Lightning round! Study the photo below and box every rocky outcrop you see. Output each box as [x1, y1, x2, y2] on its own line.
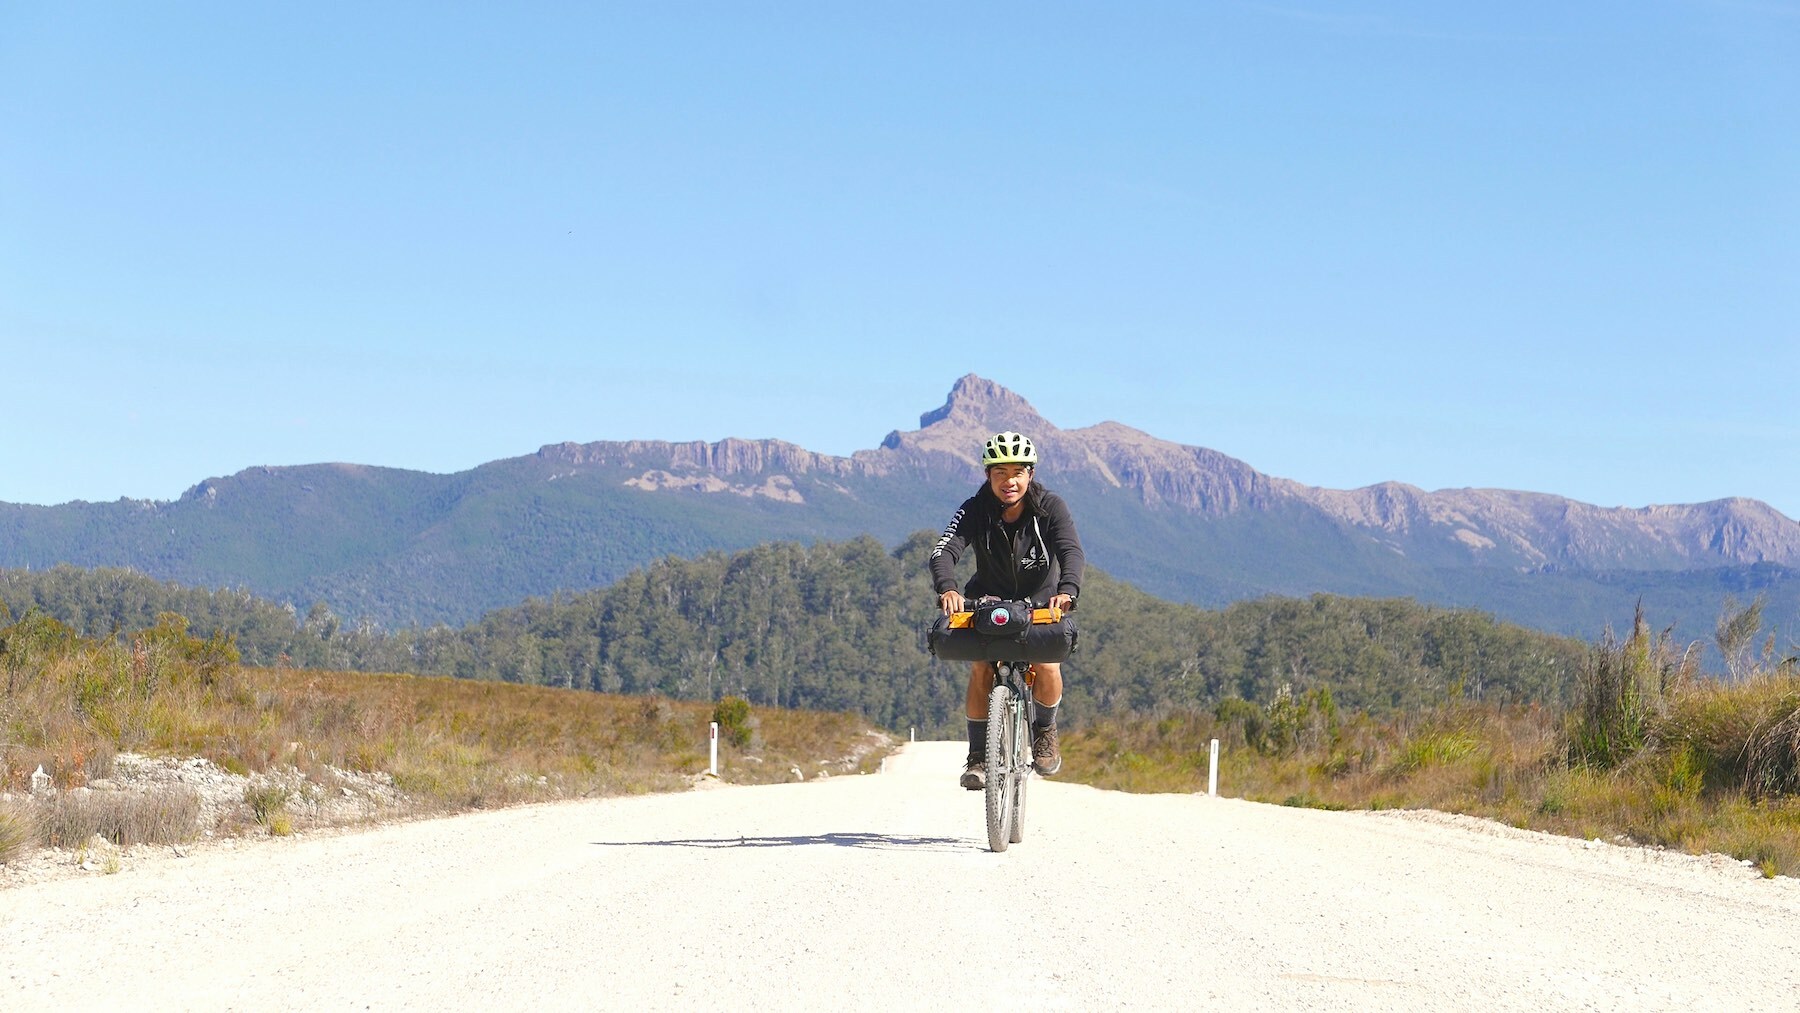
[537, 437, 872, 479]
[623, 471, 807, 504]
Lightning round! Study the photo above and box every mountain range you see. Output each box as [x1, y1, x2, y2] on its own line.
[5, 375, 1797, 647]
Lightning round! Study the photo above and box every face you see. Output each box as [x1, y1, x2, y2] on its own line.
[987, 464, 1032, 507]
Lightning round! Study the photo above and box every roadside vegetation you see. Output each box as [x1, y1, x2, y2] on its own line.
[0, 608, 892, 866]
[1065, 600, 1800, 877]
[0, 542, 1588, 735]
[7, 554, 1796, 880]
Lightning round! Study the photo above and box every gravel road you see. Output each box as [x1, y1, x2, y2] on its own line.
[6, 740, 1800, 1011]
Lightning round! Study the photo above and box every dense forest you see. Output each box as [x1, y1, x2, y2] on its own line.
[0, 534, 1589, 734]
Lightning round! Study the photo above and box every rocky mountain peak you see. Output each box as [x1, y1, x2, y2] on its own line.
[879, 375, 1058, 465]
[918, 374, 1051, 430]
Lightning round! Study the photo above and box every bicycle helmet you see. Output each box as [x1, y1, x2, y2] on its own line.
[981, 431, 1038, 467]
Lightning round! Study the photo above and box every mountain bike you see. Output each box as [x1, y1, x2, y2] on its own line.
[984, 659, 1036, 852]
[927, 599, 1076, 854]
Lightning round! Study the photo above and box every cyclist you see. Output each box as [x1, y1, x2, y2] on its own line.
[930, 430, 1085, 789]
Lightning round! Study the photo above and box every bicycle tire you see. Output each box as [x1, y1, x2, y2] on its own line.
[985, 682, 1016, 852]
[1008, 700, 1028, 844]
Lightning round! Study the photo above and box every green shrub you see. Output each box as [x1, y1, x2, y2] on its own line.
[713, 696, 754, 748]
[1214, 697, 1265, 751]
[243, 781, 292, 827]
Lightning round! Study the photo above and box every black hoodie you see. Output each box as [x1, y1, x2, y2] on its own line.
[929, 481, 1085, 606]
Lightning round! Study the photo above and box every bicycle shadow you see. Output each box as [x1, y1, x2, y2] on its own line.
[593, 832, 973, 853]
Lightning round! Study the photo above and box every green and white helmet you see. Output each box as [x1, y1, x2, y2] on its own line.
[981, 431, 1038, 467]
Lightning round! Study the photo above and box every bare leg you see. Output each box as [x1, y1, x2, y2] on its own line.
[970, 662, 1063, 716]
[965, 661, 997, 719]
[1032, 662, 1063, 709]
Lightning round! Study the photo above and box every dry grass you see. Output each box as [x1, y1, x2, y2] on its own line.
[5, 663, 892, 812]
[1062, 687, 1800, 877]
[1, 612, 896, 864]
[0, 801, 35, 862]
[36, 787, 202, 848]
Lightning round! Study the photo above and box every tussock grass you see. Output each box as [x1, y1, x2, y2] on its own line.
[1743, 691, 1800, 799]
[1567, 604, 1697, 768]
[0, 802, 35, 863]
[37, 787, 201, 848]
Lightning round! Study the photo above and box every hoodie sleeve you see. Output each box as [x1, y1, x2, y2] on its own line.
[1041, 492, 1086, 602]
[928, 497, 978, 594]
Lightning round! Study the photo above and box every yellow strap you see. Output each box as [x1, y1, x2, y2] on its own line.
[946, 606, 1062, 628]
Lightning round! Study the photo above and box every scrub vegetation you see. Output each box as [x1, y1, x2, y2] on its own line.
[1065, 600, 1800, 877]
[0, 608, 891, 863]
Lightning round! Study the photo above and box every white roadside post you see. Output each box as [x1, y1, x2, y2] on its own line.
[709, 722, 719, 777]
[1208, 738, 1220, 797]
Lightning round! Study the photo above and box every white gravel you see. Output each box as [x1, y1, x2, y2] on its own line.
[5, 740, 1799, 1010]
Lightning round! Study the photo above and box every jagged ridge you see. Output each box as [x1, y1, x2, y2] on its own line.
[562, 373, 1800, 571]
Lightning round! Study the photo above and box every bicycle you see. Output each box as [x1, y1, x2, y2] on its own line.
[927, 599, 1075, 853]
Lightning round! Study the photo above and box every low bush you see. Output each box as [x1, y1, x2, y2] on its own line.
[712, 696, 755, 749]
[243, 780, 292, 827]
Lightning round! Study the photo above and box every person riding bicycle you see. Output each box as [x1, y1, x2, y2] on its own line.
[930, 430, 1085, 789]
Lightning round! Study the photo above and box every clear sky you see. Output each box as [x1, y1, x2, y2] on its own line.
[3, 3, 1796, 516]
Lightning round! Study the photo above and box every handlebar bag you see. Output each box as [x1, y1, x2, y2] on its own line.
[927, 603, 1077, 663]
[972, 599, 1034, 636]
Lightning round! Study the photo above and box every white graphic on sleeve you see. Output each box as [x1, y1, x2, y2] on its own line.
[930, 508, 965, 560]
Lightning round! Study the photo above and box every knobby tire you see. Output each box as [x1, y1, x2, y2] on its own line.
[1008, 694, 1028, 844]
[985, 682, 1016, 852]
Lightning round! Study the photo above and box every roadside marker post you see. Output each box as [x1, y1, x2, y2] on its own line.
[709, 722, 719, 777]
[1208, 738, 1219, 796]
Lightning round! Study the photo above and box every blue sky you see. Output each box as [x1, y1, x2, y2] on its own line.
[3, 2, 1796, 515]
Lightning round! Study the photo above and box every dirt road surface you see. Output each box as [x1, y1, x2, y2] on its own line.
[6, 740, 1799, 1010]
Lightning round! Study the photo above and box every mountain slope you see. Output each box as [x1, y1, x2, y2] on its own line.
[3, 375, 1796, 643]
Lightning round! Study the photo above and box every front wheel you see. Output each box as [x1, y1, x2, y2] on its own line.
[985, 682, 1017, 852]
[1008, 691, 1029, 843]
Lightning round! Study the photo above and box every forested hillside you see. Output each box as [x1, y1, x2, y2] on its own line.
[1, 535, 1588, 734]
